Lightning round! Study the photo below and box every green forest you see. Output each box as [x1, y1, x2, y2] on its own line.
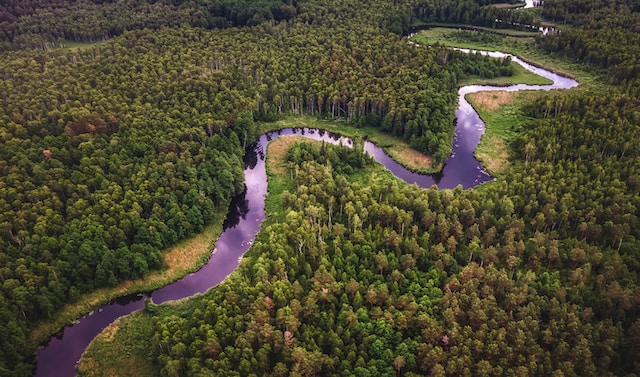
[0, 0, 638, 376]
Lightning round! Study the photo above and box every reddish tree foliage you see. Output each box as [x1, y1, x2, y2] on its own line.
[64, 112, 119, 136]
[264, 296, 274, 312]
[284, 330, 294, 346]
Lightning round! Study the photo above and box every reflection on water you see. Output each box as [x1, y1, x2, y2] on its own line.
[114, 292, 147, 306]
[222, 189, 250, 230]
[243, 140, 260, 170]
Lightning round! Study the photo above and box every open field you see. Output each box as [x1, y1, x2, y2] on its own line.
[77, 312, 157, 377]
[412, 23, 539, 37]
[267, 136, 299, 175]
[491, 2, 525, 9]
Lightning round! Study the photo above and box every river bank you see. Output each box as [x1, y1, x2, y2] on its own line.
[469, 90, 540, 176]
[29, 206, 229, 375]
[411, 27, 605, 90]
[260, 116, 441, 175]
[35, 46, 578, 376]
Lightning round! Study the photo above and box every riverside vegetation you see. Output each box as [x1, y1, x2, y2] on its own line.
[0, 0, 639, 376]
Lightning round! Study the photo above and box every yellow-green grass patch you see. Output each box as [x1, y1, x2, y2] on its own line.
[468, 90, 522, 111]
[412, 23, 539, 38]
[476, 132, 510, 174]
[267, 136, 300, 175]
[491, 2, 526, 8]
[459, 58, 553, 86]
[468, 90, 541, 175]
[386, 144, 433, 171]
[77, 312, 158, 377]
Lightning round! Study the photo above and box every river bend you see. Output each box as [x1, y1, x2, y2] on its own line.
[33, 51, 577, 377]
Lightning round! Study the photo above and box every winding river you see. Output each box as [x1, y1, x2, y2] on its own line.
[33, 51, 577, 377]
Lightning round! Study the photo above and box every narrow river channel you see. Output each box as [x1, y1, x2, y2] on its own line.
[33, 50, 577, 377]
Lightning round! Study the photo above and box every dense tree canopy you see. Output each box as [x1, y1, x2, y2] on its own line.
[1, 0, 639, 375]
[538, 0, 640, 86]
[142, 1, 640, 376]
[413, 0, 540, 32]
[0, 0, 531, 374]
[148, 132, 638, 375]
[0, 0, 300, 50]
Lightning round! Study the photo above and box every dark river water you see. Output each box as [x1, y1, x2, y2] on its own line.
[32, 51, 577, 377]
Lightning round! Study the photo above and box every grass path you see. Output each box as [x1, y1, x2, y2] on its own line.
[413, 22, 539, 37]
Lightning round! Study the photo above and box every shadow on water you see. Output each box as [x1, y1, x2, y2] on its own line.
[222, 189, 250, 230]
[114, 292, 146, 306]
[243, 141, 260, 170]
